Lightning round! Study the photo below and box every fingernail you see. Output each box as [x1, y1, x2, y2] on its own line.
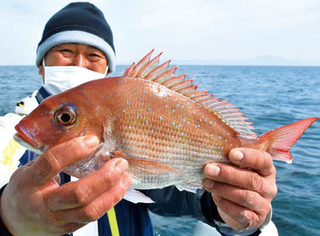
[122, 175, 133, 188]
[115, 159, 128, 173]
[212, 194, 221, 202]
[203, 179, 215, 189]
[83, 136, 99, 149]
[205, 164, 220, 177]
[238, 211, 252, 226]
[231, 150, 244, 162]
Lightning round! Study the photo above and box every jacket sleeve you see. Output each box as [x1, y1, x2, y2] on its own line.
[0, 113, 26, 188]
[0, 91, 39, 188]
[142, 187, 223, 229]
[143, 187, 272, 236]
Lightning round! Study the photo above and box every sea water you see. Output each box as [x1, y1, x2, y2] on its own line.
[0, 65, 319, 236]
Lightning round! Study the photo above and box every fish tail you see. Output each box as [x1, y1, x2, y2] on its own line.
[258, 117, 317, 163]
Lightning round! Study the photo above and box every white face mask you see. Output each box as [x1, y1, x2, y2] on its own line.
[42, 61, 108, 95]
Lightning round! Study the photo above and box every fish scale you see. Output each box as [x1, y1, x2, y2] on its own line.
[104, 88, 239, 189]
[13, 50, 317, 195]
[116, 110, 228, 158]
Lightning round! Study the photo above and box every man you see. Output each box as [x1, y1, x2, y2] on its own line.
[0, 2, 277, 236]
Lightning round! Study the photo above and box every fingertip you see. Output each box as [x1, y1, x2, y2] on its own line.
[230, 148, 274, 175]
[229, 149, 244, 162]
[211, 193, 221, 202]
[82, 136, 99, 149]
[114, 158, 129, 173]
[123, 174, 133, 188]
[204, 163, 220, 177]
[203, 179, 215, 189]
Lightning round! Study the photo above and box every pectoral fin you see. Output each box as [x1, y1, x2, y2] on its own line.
[110, 151, 180, 174]
[125, 157, 181, 174]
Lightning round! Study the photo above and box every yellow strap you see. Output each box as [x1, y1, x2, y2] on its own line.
[107, 207, 120, 236]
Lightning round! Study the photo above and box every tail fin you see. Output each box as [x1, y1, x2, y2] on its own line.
[258, 117, 317, 163]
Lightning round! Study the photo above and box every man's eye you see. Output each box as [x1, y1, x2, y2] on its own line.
[59, 49, 74, 57]
[61, 49, 73, 53]
[88, 53, 104, 61]
[89, 53, 101, 58]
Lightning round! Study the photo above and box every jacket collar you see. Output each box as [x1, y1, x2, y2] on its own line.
[35, 86, 51, 104]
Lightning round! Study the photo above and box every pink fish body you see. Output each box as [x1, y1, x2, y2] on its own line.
[14, 50, 317, 191]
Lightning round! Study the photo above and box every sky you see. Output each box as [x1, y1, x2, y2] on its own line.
[0, 0, 320, 66]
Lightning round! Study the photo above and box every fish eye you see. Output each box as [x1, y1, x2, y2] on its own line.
[54, 106, 76, 126]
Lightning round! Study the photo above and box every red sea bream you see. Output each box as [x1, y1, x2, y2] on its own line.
[14, 50, 317, 201]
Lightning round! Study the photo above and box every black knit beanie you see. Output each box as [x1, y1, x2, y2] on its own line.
[36, 2, 116, 72]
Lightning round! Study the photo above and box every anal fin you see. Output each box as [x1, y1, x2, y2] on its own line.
[175, 181, 203, 193]
[124, 189, 154, 204]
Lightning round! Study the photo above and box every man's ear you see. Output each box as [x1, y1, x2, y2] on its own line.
[38, 60, 45, 84]
[38, 60, 43, 75]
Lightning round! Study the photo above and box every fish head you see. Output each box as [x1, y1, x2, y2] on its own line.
[14, 86, 106, 154]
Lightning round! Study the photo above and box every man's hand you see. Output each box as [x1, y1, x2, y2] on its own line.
[0, 136, 132, 236]
[202, 148, 277, 232]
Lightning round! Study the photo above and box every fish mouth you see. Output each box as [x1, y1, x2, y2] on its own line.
[14, 125, 38, 147]
[14, 125, 44, 154]
[13, 133, 44, 155]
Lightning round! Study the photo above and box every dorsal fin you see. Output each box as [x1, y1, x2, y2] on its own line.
[123, 50, 257, 139]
